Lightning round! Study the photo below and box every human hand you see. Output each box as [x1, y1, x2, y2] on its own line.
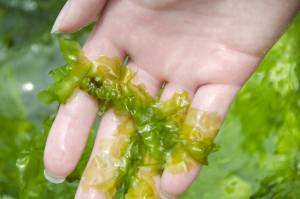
[44, 0, 300, 198]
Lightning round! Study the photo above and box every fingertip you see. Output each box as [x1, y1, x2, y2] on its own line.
[43, 152, 71, 178]
[51, 0, 107, 33]
[160, 166, 200, 197]
[50, 0, 73, 33]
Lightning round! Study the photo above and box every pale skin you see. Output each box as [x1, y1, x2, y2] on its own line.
[43, 0, 300, 198]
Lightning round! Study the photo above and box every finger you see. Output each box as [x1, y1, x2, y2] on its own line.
[155, 82, 195, 198]
[51, 0, 108, 33]
[75, 62, 161, 198]
[160, 83, 240, 197]
[44, 32, 125, 183]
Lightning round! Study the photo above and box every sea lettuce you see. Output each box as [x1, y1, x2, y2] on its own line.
[40, 38, 221, 198]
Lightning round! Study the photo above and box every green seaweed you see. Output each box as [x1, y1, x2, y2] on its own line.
[40, 39, 220, 198]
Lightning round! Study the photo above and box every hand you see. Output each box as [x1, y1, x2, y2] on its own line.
[44, 0, 300, 198]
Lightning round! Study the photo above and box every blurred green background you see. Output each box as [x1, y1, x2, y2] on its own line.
[0, 1, 299, 198]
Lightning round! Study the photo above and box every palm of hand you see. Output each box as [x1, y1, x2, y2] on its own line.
[44, 0, 299, 198]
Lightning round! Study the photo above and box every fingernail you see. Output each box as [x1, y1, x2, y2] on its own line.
[51, 0, 73, 33]
[44, 169, 65, 184]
